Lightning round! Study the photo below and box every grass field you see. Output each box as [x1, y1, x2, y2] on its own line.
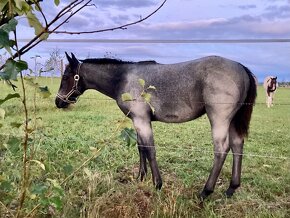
[0, 77, 290, 217]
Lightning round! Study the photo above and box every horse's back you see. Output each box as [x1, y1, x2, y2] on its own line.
[120, 56, 253, 123]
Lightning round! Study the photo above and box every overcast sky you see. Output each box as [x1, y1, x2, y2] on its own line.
[17, 0, 290, 82]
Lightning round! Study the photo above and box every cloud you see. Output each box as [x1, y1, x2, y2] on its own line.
[263, 5, 290, 19]
[238, 4, 257, 10]
[95, 0, 158, 9]
[140, 18, 228, 31]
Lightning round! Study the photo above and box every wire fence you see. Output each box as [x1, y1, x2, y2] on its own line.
[19, 38, 290, 43]
[1, 60, 290, 162]
[17, 95, 290, 106]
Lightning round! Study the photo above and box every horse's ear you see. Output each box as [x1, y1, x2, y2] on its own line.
[65, 52, 72, 63]
[71, 53, 78, 63]
[70, 53, 79, 69]
[65, 52, 79, 70]
[274, 76, 277, 80]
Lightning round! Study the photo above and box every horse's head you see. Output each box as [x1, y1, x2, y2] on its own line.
[55, 52, 85, 108]
[268, 76, 277, 91]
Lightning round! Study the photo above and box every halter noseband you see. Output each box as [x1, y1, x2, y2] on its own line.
[57, 63, 82, 104]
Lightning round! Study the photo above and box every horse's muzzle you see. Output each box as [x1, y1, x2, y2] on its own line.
[55, 97, 69, 108]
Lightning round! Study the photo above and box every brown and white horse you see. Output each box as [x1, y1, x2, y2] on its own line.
[263, 76, 277, 108]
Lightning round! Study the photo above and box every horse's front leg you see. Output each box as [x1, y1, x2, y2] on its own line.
[133, 117, 162, 189]
[137, 145, 147, 181]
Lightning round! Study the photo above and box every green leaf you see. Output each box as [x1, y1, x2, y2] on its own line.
[26, 11, 48, 40]
[138, 79, 145, 88]
[15, 0, 25, 10]
[50, 196, 63, 211]
[0, 93, 20, 105]
[120, 128, 137, 147]
[30, 159, 46, 170]
[0, 108, 5, 119]
[2, 60, 28, 80]
[31, 184, 48, 195]
[15, 60, 28, 71]
[121, 92, 133, 102]
[1, 18, 18, 33]
[0, 30, 9, 48]
[38, 86, 51, 98]
[0, 0, 8, 12]
[25, 78, 51, 98]
[7, 136, 21, 153]
[47, 179, 62, 190]
[0, 19, 17, 54]
[63, 164, 73, 175]
[10, 122, 22, 128]
[54, 0, 60, 6]
[141, 92, 151, 103]
[0, 180, 13, 192]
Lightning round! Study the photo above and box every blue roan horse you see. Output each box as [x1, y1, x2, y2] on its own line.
[56, 53, 257, 200]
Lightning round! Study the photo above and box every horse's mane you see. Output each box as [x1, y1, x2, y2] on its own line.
[81, 58, 158, 65]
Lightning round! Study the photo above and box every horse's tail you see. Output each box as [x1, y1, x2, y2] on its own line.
[233, 65, 257, 138]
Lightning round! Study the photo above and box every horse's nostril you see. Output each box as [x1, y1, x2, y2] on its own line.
[55, 97, 69, 108]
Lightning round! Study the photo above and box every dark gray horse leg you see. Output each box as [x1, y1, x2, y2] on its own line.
[226, 126, 244, 197]
[137, 142, 147, 181]
[200, 125, 230, 200]
[133, 118, 162, 189]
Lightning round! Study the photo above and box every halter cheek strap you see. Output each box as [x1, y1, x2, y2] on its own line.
[57, 63, 82, 104]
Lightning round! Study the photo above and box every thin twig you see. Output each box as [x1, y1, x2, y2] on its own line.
[0, 201, 15, 218]
[50, 0, 92, 33]
[14, 30, 30, 218]
[24, 147, 103, 218]
[32, 0, 48, 26]
[52, 0, 167, 34]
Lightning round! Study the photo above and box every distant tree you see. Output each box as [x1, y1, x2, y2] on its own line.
[44, 48, 63, 77]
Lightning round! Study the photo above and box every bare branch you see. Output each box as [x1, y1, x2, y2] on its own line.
[50, 0, 92, 33]
[0, 0, 167, 70]
[32, 0, 48, 26]
[51, 0, 167, 34]
[8, 0, 87, 61]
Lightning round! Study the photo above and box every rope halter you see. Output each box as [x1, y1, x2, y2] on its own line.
[56, 63, 82, 104]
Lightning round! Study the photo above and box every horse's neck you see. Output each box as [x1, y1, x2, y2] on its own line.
[82, 63, 123, 99]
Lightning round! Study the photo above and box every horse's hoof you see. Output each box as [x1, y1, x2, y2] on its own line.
[199, 189, 213, 201]
[225, 189, 235, 198]
[225, 184, 239, 197]
[155, 182, 162, 190]
[137, 172, 146, 181]
[155, 180, 162, 190]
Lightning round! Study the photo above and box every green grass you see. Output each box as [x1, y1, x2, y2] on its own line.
[0, 78, 290, 217]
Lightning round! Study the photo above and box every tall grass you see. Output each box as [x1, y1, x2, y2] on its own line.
[0, 78, 290, 217]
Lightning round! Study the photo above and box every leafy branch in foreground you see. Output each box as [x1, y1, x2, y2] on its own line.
[120, 78, 157, 147]
[0, 0, 166, 216]
[0, 0, 167, 73]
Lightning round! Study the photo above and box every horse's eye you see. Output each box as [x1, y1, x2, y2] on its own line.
[62, 75, 69, 80]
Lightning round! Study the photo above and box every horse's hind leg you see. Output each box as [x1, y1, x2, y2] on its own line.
[200, 122, 230, 200]
[133, 117, 162, 189]
[225, 124, 244, 197]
